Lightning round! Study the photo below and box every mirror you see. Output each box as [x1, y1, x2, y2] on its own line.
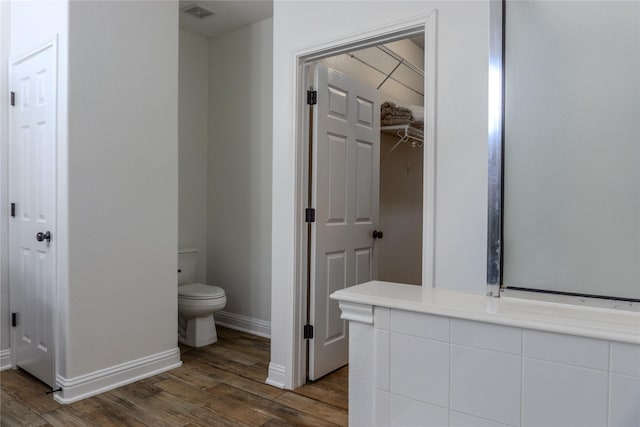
[490, 1, 640, 301]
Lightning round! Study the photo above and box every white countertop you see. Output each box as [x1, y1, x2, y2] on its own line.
[330, 281, 640, 344]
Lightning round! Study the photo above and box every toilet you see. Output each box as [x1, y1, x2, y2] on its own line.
[177, 248, 226, 347]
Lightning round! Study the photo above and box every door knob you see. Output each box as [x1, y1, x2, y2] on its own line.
[36, 231, 52, 242]
[373, 230, 384, 239]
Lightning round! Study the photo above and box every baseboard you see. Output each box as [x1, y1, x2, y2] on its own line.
[0, 348, 12, 371]
[214, 311, 271, 338]
[265, 362, 287, 389]
[54, 347, 182, 404]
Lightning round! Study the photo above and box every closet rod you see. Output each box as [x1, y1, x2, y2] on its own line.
[384, 125, 424, 154]
[376, 45, 424, 78]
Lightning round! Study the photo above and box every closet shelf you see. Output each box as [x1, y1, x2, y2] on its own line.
[381, 124, 424, 154]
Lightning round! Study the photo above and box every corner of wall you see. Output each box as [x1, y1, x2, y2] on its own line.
[178, 28, 209, 285]
[0, 0, 11, 355]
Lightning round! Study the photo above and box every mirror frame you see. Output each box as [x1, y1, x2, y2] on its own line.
[486, 0, 503, 297]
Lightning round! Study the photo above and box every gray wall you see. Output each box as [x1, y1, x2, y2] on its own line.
[207, 19, 273, 326]
[179, 29, 209, 284]
[65, 0, 179, 377]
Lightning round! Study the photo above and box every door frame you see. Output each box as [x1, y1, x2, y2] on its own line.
[8, 37, 59, 382]
[291, 13, 438, 387]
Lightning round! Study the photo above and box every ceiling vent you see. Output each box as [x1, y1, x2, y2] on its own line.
[181, 4, 216, 19]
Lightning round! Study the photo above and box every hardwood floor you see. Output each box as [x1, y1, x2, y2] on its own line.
[0, 327, 348, 426]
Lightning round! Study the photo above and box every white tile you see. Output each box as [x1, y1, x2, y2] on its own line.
[450, 411, 512, 427]
[390, 394, 449, 427]
[523, 329, 608, 370]
[375, 307, 390, 331]
[450, 345, 521, 426]
[376, 329, 390, 391]
[375, 389, 390, 427]
[391, 309, 449, 342]
[390, 333, 449, 407]
[610, 373, 640, 427]
[611, 342, 640, 377]
[451, 318, 521, 355]
[522, 358, 608, 427]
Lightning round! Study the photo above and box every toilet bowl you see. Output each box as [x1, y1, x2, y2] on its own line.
[178, 249, 226, 347]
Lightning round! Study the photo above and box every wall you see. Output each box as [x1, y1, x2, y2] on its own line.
[208, 18, 273, 335]
[64, 0, 180, 384]
[0, 0, 11, 368]
[378, 132, 423, 285]
[271, 0, 489, 388]
[349, 305, 640, 427]
[179, 29, 209, 283]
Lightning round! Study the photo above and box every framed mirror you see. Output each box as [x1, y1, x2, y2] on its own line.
[487, 0, 640, 302]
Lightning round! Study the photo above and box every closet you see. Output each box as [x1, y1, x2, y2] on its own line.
[320, 35, 425, 285]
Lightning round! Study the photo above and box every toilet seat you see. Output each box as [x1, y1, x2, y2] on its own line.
[179, 283, 225, 300]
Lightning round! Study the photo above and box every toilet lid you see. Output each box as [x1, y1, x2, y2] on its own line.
[178, 283, 225, 299]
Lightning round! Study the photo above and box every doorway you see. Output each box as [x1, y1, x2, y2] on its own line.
[8, 40, 58, 389]
[302, 32, 426, 382]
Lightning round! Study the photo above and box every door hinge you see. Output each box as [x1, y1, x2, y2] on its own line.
[10, 92, 15, 106]
[304, 324, 314, 339]
[305, 208, 315, 223]
[11, 313, 17, 327]
[10, 203, 15, 217]
[307, 90, 317, 105]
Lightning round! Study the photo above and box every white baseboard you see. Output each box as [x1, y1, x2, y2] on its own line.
[0, 348, 12, 371]
[214, 311, 270, 338]
[265, 362, 287, 389]
[54, 347, 181, 404]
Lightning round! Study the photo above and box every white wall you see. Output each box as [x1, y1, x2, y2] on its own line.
[65, 0, 179, 378]
[179, 29, 209, 283]
[208, 19, 273, 329]
[0, 0, 12, 365]
[270, 0, 489, 388]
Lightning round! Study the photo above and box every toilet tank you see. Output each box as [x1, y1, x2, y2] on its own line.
[178, 248, 198, 285]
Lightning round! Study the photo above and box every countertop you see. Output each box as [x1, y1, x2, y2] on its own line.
[331, 281, 640, 344]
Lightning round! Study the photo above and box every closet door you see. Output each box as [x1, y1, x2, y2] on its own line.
[10, 41, 58, 388]
[309, 64, 380, 380]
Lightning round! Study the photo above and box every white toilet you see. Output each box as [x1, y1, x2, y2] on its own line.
[177, 248, 226, 347]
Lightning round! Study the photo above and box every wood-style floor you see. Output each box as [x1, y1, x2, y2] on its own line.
[0, 327, 348, 426]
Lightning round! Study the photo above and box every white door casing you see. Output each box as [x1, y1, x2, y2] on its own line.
[309, 64, 380, 380]
[9, 41, 57, 388]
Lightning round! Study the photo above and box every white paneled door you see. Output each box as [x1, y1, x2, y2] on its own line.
[9, 42, 57, 388]
[309, 64, 380, 380]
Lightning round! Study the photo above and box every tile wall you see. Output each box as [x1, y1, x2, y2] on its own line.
[372, 308, 640, 427]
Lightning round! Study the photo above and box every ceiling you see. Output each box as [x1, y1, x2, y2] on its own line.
[320, 36, 425, 104]
[179, 1, 273, 38]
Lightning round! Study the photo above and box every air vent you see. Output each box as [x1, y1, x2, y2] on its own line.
[181, 3, 215, 19]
